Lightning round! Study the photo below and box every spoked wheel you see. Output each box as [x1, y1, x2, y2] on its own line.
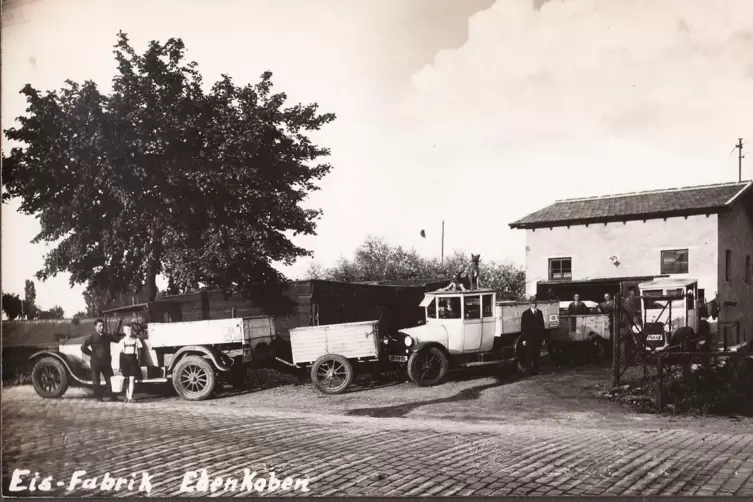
[514, 335, 530, 373]
[32, 357, 69, 398]
[311, 354, 354, 395]
[172, 355, 217, 401]
[407, 347, 449, 387]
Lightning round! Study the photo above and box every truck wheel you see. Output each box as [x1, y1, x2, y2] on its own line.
[514, 335, 530, 373]
[547, 341, 562, 367]
[172, 355, 217, 401]
[32, 357, 69, 398]
[311, 354, 354, 394]
[590, 335, 608, 362]
[407, 347, 449, 387]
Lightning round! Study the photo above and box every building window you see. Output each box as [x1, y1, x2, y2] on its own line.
[660, 249, 689, 274]
[746, 255, 751, 283]
[726, 249, 732, 281]
[549, 258, 572, 281]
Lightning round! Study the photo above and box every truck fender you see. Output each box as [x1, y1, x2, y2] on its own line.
[411, 341, 449, 357]
[28, 351, 91, 385]
[169, 346, 233, 373]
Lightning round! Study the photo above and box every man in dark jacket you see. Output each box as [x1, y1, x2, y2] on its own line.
[568, 293, 589, 315]
[81, 318, 116, 401]
[521, 295, 546, 375]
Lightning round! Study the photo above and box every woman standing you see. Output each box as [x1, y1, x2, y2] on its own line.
[118, 323, 142, 402]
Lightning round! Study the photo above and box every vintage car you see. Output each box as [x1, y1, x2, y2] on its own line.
[383, 289, 560, 387]
[28, 301, 276, 401]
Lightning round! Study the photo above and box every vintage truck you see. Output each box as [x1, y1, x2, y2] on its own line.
[637, 277, 710, 353]
[29, 301, 276, 401]
[385, 289, 560, 387]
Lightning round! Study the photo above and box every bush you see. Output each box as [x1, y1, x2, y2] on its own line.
[662, 358, 753, 416]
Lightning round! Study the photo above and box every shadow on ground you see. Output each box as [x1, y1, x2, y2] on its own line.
[344, 370, 523, 418]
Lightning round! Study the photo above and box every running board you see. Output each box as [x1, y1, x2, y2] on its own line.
[457, 359, 512, 368]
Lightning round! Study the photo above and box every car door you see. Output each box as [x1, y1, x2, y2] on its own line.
[462, 294, 483, 352]
[479, 293, 496, 351]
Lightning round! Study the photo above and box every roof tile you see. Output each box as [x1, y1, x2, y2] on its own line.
[509, 181, 751, 229]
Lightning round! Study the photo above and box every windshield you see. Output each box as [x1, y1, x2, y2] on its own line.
[426, 298, 437, 319]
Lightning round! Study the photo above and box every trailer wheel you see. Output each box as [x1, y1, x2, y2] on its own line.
[172, 355, 217, 401]
[547, 341, 563, 367]
[32, 357, 69, 398]
[407, 347, 449, 387]
[311, 354, 354, 394]
[590, 335, 608, 362]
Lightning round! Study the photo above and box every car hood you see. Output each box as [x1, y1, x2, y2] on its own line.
[399, 323, 449, 347]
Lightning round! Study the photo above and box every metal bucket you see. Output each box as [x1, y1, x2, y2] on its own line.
[110, 376, 124, 393]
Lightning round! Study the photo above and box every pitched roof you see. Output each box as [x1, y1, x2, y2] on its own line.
[509, 181, 752, 229]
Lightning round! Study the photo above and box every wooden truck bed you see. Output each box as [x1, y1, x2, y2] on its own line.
[550, 314, 610, 342]
[289, 320, 380, 365]
[494, 300, 560, 336]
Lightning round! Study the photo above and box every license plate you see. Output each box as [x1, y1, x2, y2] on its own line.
[646, 334, 663, 341]
[389, 355, 408, 363]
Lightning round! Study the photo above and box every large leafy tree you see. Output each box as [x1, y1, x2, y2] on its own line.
[307, 236, 526, 299]
[3, 32, 335, 303]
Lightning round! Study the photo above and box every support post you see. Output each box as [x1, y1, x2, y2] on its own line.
[656, 353, 664, 412]
[441, 220, 444, 265]
[613, 293, 621, 388]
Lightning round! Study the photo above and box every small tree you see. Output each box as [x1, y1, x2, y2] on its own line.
[24, 280, 37, 319]
[2, 293, 23, 320]
[37, 306, 65, 319]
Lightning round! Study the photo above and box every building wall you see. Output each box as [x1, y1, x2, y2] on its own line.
[717, 197, 753, 343]
[525, 214, 719, 298]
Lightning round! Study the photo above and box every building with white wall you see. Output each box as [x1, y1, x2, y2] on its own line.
[509, 181, 753, 342]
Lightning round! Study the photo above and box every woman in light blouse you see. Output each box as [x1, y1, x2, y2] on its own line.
[118, 323, 142, 402]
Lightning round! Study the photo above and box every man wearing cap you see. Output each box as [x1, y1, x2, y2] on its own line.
[520, 295, 546, 375]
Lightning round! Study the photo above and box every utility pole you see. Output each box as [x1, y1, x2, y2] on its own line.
[441, 221, 445, 265]
[736, 138, 745, 182]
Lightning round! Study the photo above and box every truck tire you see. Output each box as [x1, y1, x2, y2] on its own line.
[590, 334, 608, 362]
[32, 357, 69, 398]
[407, 346, 449, 387]
[172, 355, 217, 401]
[311, 354, 354, 394]
[514, 335, 529, 373]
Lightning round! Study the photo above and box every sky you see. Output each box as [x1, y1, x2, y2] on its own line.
[3, 0, 753, 317]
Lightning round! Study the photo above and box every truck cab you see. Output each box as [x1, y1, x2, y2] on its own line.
[638, 277, 701, 350]
[409, 289, 499, 353]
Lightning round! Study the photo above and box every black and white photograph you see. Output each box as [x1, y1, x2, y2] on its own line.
[2, 0, 753, 497]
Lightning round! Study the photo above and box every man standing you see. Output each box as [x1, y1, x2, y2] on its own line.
[621, 287, 642, 365]
[599, 293, 614, 314]
[81, 319, 116, 401]
[568, 293, 589, 315]
[521, 295, 546, 375]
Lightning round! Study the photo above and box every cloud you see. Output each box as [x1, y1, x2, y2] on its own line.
[401, 0, 753, 147]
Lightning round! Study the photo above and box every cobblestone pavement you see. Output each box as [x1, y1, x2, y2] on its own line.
[3, 387, 753, 497]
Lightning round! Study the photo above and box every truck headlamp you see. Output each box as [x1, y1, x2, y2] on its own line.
[404, 336, 414, 347]
[382, 336, 389, 345]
